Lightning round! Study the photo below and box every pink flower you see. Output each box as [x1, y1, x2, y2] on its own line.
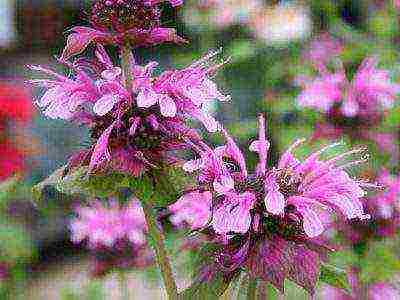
[303, 33, 343, 69]
[70, 199, 147, 249]
[296, 72, 345, 112]
[61, 0, 186, 60]
[347, 57, 400, 117]
[28, 65, 98, 120]
[296, 56, 400, 117]
[178, 114, 370, 239]
[395, 0, 400, 10]
[31, 46, 228, 177]
[169, 191, 212, 230]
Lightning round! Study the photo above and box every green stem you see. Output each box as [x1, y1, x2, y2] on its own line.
[121, 40, 133, 95]
[120, 41, 178, 299]
[247, 279, 257, 300]
[141, 200, 179, 300]
[118, 270, 130, 300]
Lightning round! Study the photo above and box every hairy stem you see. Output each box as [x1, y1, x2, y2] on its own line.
[121, 40, 134, 95]
[247, 279, 257, 300]
[121, 41, 178, 299]
[141, 200, 179, 300]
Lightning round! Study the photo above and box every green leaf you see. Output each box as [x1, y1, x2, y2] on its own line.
[319, 263, 351, 294]
[179, 243, 236, 300]
[32, 166, 67, 201]
[179, 272, 233, 300]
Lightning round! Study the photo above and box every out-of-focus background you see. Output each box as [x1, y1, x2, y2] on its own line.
[0, 0, 399, 299]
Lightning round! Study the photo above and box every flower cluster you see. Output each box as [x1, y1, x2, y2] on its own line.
[296, 35, 400, 159]
[30, 45, 229, 176]
[61, 0, 186, 61]
[169, 114, 371, 293]
[338, 169, 400, 244]
[70, 199, 154, 276]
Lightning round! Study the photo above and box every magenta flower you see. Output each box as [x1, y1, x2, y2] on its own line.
[31, 46, 228, 176]
[296, 57, 400, 117]
[173, 115, 371, 293]
[28, 64, 98, 120]
[169, 191, 212, 230]
[70, 199, 156, 277]
[296, 56, 400, 159]
[70, 199, 147, 249]
[296, 72, 345, 113]
[181, 115, 369, 238]
[303, 33, 343, 70]
[61, 0, 186, 60]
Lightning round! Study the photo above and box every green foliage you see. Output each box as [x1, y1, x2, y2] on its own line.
[319, 263, 352, 294]
[359, 239, 400, 284]
[179, 243, 236, 300]
[33, 164, 190, 206]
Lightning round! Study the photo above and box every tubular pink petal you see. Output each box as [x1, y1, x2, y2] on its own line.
[88, 121, 116, 173]
[264, 189, 285, 215]
[93, 94, 120, 116]
[137, 87, 159, 108]
[159, 95, 177, 117]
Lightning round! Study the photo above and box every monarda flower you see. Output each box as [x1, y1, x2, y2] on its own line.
[296, 56, 400, 159]
[338, 169, 400, 244]
[30, 46, 229, 177]
[70, 199, 154, 276]
[170, 115, 371, 293]
[61, 0, 185, 60]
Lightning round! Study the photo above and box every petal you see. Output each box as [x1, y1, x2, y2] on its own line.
[61, 27, 108, 61]
[146, 114, 159, 130]
[37, 86, 63, 107]
[298, 206, 324, 237]
[88, 121, 116, 173]
[95, 44, 113, 67]
[191, 109, 221, 132]
[93, 94, 120, 116]
[101, 67, 122, 81]
[159, 95, 177, 117]
[213, 175, 235, 194]
[183, 159, 203, 172]
[264, 189, 285, 215]
[129, 117, 141, 136]
[137, 87, 159, 108]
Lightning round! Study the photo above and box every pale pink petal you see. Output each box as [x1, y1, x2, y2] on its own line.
[101, 67, 122, 81]
[88, 121, 116, 173]
[137, 87, 159, 108]
[93, 94, 120, 116]
[159, 95, 177, 117]
[213, 174, 235, 194]
[129, 117, 141, 136]
[264, 189, 285, 215]
[61, 27, 109, 61]
[183, 159, 203, 172]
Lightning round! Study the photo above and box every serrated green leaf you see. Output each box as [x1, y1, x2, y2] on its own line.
[179, 243, 236, 300]
[179, 272, 232, 300]
[319, 263, 351, 294]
